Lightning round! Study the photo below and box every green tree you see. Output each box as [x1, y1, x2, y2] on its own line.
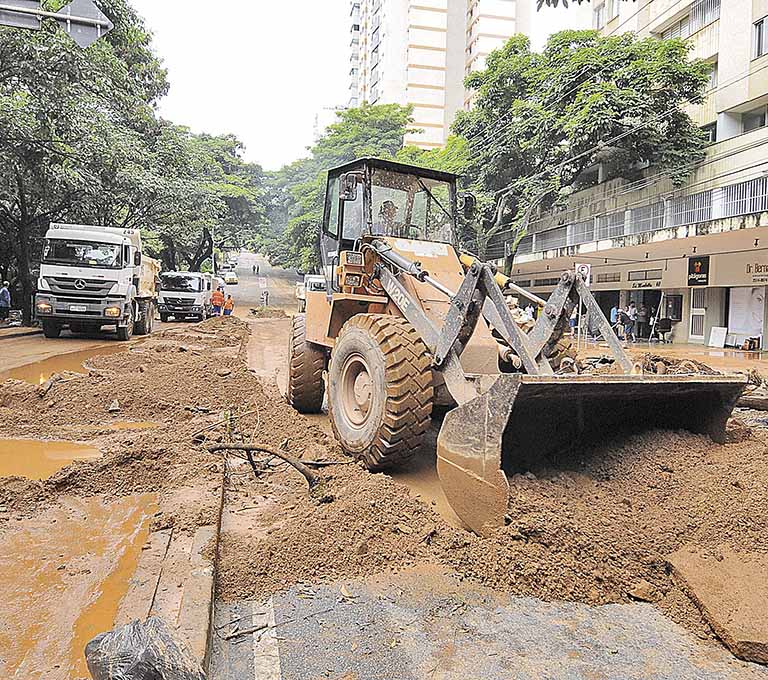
[263, 103, 415, 271]
[0, 0, 168, 322]
[453, 30, 710, 259]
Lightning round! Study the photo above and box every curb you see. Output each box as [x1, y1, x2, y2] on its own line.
[0, 328, 42, 340]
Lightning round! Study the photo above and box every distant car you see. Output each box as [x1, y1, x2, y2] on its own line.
[220, 263, 234, 272]
[223, 271, 239, 285]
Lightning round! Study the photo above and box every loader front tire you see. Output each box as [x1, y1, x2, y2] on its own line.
[328, 314, 433, 471]
[287, 313, 326, 414]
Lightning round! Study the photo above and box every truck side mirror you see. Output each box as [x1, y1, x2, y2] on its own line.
[458, 192, 477, 220]
[134, 251, 142, 266]
[340, 172, 362, 202]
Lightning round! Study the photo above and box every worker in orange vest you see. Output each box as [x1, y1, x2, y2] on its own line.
[211, 287, 225, 316]
[223, 295, 235, 317]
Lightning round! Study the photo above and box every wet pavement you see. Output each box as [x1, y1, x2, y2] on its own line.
[211, 567, 768, 680]
[0, 439, 101, 480]
[0, 494, 157, 679]
[2, 345, 126, 385]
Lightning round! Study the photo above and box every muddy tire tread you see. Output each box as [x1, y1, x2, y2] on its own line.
[329, 314, 433, 471]
[287, 313, 325, 414]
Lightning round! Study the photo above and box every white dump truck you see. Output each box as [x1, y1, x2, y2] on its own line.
[35, 223, 160, 341]
[158, 271, 214, 322]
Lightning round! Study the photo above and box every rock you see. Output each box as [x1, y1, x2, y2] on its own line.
[627, 579, 656, 602]
[523, 471, 537, 481]
[668, 547, 768, 664]
[394, 523, 413, 535]
[355, 540, 369, 555]
[46, 400, 55, 409]
[108, 399, 121, 413]
[178, 346, 189, 353]
[0, 506, 7, 513]
[216, 368, 232, 377]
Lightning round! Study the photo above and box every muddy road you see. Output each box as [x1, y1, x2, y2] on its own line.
[1, 256, 767, 679]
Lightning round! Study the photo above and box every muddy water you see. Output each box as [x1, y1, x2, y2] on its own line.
[3, 345, 124, 385]
[0, 494, 157, 679]
[0, 439, 101, 480]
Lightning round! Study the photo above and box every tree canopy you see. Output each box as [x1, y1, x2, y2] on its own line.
[0, 0, 268, 321]
[452, 30, 711, 258]
[262, 103, 415, 271]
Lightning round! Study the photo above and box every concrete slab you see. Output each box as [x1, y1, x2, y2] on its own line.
[210, 567, 768, 679]
[668, 548, 768, 665]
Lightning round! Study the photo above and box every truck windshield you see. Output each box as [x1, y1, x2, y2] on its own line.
[160, 274, 203, 293]
[42, 239, 122, 269]
[369, 169, 454, 244]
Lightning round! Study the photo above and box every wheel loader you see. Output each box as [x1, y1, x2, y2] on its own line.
[287, 158, 747, 534]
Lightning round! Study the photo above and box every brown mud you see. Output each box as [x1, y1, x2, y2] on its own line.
[0, 439, 101, 481]
[1, 315, 766, 651]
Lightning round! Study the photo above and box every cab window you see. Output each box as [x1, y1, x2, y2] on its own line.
[325, 177, 340, 237]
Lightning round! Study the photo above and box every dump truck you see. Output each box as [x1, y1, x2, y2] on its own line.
[158, 271, 214, 322]
[36, 223, 160, 341]
[287, 158, 748, 534]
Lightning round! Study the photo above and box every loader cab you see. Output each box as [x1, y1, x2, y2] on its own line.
[320, 158, 460, 293]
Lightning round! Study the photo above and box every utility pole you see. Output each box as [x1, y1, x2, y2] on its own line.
[0, 0, 113, 48]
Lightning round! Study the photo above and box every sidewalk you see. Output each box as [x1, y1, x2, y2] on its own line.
[579, 337, 768, 373]
[0, 324, 41, 340]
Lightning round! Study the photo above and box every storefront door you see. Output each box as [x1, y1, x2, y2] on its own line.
[689, 288, 706, 342]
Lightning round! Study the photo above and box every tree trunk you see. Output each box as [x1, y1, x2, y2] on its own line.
[15, 219, 34, 325]
[188, 228, 213, 272]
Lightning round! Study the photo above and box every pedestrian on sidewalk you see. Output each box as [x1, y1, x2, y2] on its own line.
[610, 304, 619, 336]
[223, 295, 235, 317]
[617, 306, 630, 340]
[637, 303, 649, 339]
[211, 287, 225, 316]
[256, 264, 260, 276]
[626, 302, 638, 342]
[0, 281, 10, 323]
[252, 264, 256, 275]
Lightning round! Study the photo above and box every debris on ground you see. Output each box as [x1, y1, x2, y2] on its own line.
[668, 547, 768, 664]
[85, 617, 206, 680]
[2, 315, 767, 650]
[249, 307, 288, 319]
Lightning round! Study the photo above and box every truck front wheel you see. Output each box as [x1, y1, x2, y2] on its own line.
[42, 320, 62, 339]
[116, 308, 134, 341]
[134, 301, 154, 336]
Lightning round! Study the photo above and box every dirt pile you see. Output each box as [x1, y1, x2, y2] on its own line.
[249, 307, 288, 319]
[217, 398, 768, 637]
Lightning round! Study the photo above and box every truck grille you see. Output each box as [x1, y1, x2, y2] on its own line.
[44, 277, 113, 297]
[163, 297, 195, 307]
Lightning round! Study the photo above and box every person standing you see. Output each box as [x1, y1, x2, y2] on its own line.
[637, 303, 649, 339]
[610, 304, 619, 336]
[0, 281, 10, 322]
[626, 302, 638, 342]
[525, 303, 535, 322]
[211, 287, 225, 316]
[223, 294, 235, 317]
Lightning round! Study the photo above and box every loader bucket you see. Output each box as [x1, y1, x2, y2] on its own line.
[436, 373, 748, 535]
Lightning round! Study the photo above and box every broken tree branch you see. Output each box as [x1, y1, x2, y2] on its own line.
[207, 444, 320, 489]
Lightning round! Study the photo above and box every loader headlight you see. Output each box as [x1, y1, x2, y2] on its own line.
[345, 274, 362, 287]
[36, 301, 53, 315]
[104, 306, 122, 318]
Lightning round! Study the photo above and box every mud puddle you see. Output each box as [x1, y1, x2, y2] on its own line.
[0, 439, 101, 480]
[0, 494, 157, 679]
[3, 346, 125, 385]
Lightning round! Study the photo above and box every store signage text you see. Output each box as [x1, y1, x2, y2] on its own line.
[688, 256, 710, 287]
[746, 262, 768, 284]
[631, 281, 662, 289]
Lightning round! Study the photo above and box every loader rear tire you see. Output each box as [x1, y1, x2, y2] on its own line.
[287, 313, 326, 414]
[328, 314, 433, 471]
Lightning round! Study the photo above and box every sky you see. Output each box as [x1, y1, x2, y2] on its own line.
[130, 0, 350, 171]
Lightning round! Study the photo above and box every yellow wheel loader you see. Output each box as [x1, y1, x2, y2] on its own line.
[287, 158, 747, 534]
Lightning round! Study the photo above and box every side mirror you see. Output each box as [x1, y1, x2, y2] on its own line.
[458, 192, 477, 220]
[340, 172, 362, 201]
[134, 251, 142, 266]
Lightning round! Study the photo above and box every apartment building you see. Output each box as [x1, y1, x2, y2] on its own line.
[502, 0, 768, 349]
[349, 0, 543, 148]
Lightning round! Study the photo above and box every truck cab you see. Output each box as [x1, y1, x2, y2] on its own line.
[35, 223, 159, 341]
[158, 271, 214, 322]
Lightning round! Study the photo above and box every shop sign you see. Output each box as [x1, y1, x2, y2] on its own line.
[631, 281, 662, 289]
[688, 255, 710, 287]
[745, 261, 768, 284]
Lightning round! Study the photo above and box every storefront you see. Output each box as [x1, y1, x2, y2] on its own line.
[509, 226, 768, 347]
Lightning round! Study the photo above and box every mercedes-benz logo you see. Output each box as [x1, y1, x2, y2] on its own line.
[74, 279, 87, 290]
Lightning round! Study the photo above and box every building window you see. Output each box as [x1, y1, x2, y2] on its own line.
[701, 122, 717, 143]
[596, 212, 625, 240]
[534, 277, 562, 287]
[743, 106, 767, 133]
[756, 17, 768, 58]
[593, 3, 605, 29]
[688, 0, 720, 34]
[596, 272, 621, 284]
[628, 269, 663, 281]
[607, 0, 619, 21]
[707, 60, 718, 89]
[661, 16, 689, 40]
